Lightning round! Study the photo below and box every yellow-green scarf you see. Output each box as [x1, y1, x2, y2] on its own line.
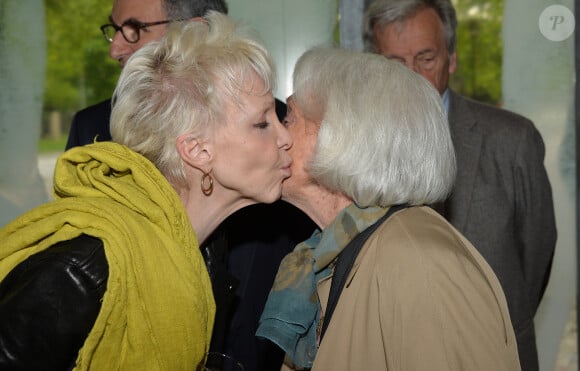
[0, 142, 215, 370]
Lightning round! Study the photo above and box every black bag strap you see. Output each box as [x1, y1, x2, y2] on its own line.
[319, 204, 408, 341]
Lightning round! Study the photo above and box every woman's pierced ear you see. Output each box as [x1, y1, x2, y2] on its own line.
[201, 171, 213, 196]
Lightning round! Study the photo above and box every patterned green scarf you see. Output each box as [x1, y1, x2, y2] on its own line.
[256, 203, 388, 369]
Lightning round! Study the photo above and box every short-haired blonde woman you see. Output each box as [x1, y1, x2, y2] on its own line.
[0, 13, 291, 370]
[257, 47, 520, 371]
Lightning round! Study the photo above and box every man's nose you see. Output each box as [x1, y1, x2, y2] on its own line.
[109, 31, 130, 62]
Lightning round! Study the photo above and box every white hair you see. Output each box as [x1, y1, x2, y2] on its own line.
[293, 47, 456, 207]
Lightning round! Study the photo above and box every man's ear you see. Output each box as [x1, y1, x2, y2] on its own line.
[176, 133, 212, 173]
[449, 51, 457, 75]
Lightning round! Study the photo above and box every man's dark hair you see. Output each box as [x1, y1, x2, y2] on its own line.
[164, 0, 229, 19]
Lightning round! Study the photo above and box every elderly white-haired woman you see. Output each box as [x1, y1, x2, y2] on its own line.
[257, 47, 520, 371]
[0, 13, 292, 370]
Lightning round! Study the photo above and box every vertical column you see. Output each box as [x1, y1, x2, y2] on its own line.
[0, 0, 49, 226]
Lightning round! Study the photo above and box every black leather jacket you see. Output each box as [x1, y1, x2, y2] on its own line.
[0, 232, 237, 370]
[0, 234, 107, 370]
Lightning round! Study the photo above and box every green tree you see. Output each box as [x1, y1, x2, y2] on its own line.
[451, 0, 504, 104]
[44, 0, 119, 111]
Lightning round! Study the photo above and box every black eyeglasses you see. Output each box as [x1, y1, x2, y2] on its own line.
[100, 18, 182, 44]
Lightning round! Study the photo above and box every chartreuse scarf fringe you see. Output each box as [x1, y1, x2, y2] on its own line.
[0, 142, 215, 370]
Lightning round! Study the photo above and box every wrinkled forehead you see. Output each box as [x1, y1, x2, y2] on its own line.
[373, 8, 448, 53]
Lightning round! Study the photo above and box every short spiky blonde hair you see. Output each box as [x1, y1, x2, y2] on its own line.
[111, 12, 275, 186]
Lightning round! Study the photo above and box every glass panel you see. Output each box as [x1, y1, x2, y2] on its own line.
[503, 1, 576, 370]
[229, 0, 338, 101]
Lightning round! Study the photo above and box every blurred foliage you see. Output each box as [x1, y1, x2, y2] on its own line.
[38, 135, 68, 153]
[451, 0, 505, 104]
[44, 0, 119, 111]
[42, 0, 505, 110]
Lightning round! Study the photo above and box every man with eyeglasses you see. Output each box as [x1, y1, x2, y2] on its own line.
[101, 18, 184, 56]
[65, 0, 228, 149]
[64, 1, 316, 371]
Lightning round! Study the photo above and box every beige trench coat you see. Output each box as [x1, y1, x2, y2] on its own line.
[282, 206, 520, 371]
